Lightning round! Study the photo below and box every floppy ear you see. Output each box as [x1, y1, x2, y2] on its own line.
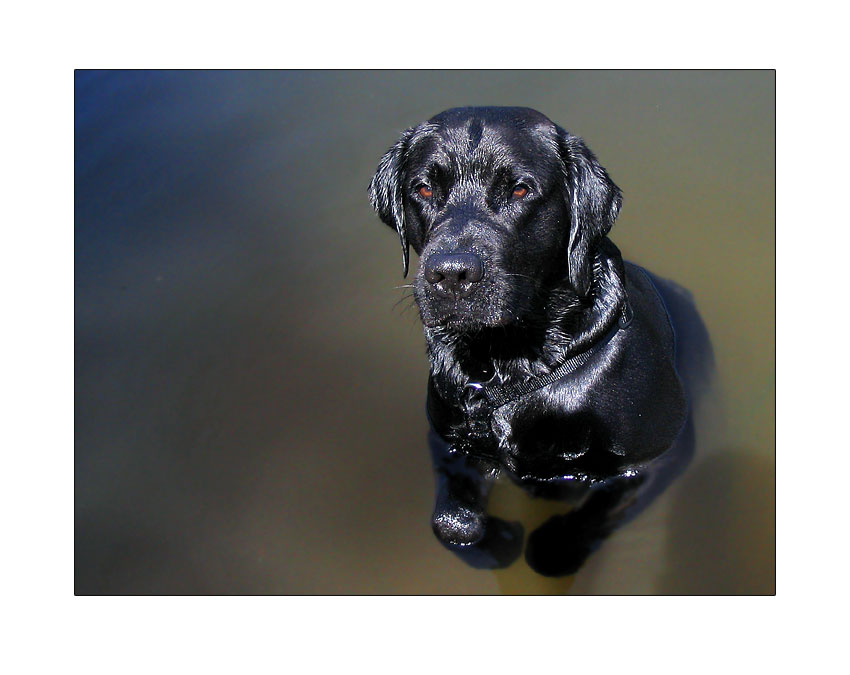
[557, 127, 623, 298]
[369, 127, 416, 277]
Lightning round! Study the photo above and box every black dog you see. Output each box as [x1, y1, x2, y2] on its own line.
[369, 107, 712, 576]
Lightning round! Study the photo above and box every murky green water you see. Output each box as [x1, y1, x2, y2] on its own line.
[75, 70, 774, 594]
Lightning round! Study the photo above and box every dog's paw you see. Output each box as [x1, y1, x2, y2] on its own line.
[524, 514, 602, 577]
[432, 505, 487, 546]
[436, 515, 525, 570]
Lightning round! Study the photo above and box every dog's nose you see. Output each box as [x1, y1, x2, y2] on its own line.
[424, 253, 484, 298]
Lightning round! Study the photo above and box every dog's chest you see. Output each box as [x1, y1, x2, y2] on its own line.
[492, 388, 599, 453]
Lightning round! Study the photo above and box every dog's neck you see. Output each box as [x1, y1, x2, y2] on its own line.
[425, 239, 627, 388]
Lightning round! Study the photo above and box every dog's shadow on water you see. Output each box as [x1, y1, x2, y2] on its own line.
[481, 420, 695, 595]
[653, 446, 775, 594]
[481, 438, 774, 595]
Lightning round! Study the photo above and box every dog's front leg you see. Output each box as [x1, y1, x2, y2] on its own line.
[428, 429, 523, 569]
[523, 472, 649, 577]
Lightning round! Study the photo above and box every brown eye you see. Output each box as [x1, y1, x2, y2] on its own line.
[418, 185, 433, 198]
[512, 185, 529, 199]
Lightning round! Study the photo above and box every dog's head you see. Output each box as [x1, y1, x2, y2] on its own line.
[369, 107, 621, 330]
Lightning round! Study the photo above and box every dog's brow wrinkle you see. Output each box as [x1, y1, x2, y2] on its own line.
[466, 118, 484, 153]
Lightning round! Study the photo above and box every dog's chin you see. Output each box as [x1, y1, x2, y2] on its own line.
[430, 316, 487, 332]
[419, 305, 515, 332]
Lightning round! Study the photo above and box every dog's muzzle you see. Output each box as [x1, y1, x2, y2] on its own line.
[423, 252, 484, 300]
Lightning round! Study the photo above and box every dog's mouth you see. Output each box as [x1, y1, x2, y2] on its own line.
[415, 270, 528, 331]
[418, 298, 515, 331]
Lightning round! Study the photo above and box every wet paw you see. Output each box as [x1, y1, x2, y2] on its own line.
[432, 505, 487, 546]
[524, 514, 600, 577]
[437, 516, 524, 570]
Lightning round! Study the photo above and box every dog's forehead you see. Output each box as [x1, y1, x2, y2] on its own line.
[428, 106, 553, 130]
[412, 107, 557, 170]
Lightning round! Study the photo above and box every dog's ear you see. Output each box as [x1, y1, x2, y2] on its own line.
[369, 127, 416, 277]
[556, 127, 623, 298]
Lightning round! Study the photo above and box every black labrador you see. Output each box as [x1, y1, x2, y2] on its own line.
[369, 107, 712, 576]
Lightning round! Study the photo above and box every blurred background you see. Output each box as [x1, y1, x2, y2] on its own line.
[75, 70, 774, 594]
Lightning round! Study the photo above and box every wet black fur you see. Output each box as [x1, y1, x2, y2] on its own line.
[369, 107, 712, 576]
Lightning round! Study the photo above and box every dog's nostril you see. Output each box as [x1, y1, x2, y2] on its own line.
[458, 256, 483, 284]
[425, 253, 484, 297]
[424, 267, 444, 285]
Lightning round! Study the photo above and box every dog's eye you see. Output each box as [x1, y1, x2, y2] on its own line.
[416, 184, 433, 199]
[511, 184, 529, 199]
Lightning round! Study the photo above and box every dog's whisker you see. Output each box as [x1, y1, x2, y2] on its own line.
[401, 296, 416, 314]
[391, 292, 416, 312]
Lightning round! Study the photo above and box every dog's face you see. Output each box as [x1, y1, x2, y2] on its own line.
[370, 107, 622, 331]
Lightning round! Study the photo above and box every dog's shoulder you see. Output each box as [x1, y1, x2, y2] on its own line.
[581, 260, 689, 462]
[628, 263, 715, 400]
[622, 261, 678, 354]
